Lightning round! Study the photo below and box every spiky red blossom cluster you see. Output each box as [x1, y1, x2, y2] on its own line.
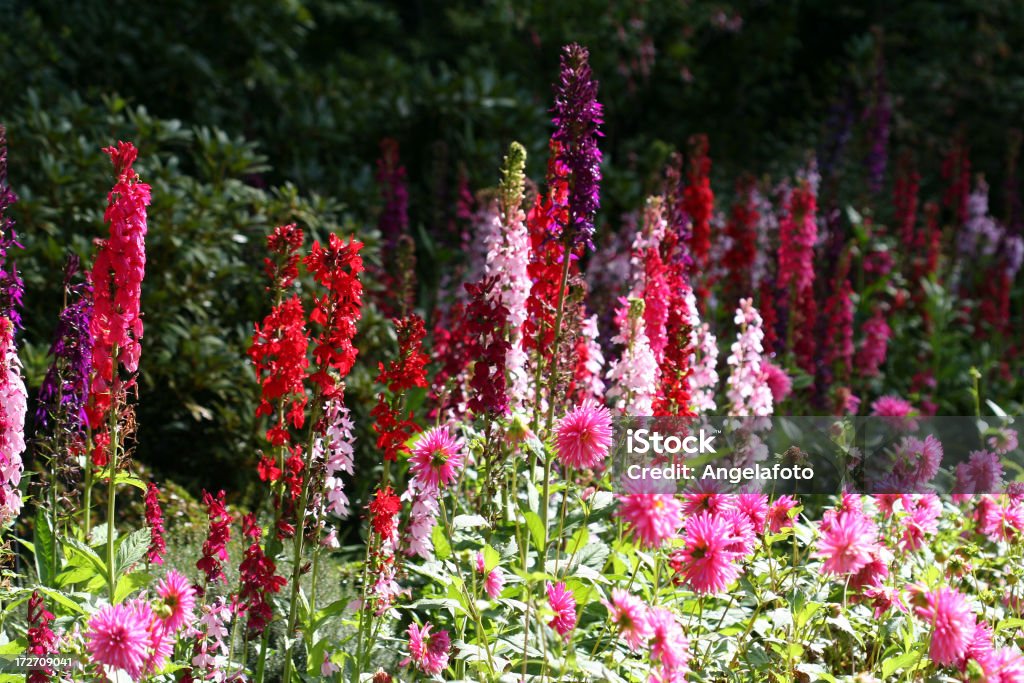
[823, 275, 854, 379]
[26, 591, 57, 683]
[524, 140, 574, 353]
[196, 490, 233, 584]
[264, 223, 304, 289]
[723, 177, 759, 304]
[369, 485, 401, 540]
[250, 295, 310, 446]
[684, 134, 714, 270]
[238, 514, 286, 634]
[463, 278, 511, 416]
[777, 183, 818, 296]
[87, 141, 151, 429]
[144, 482, 166, 566]
[372, 315, 428, 462]
[304, 234, 364, 395]
[653, 203, 696, 417]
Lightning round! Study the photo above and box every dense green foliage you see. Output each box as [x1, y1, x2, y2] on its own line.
[2, 0, 1023, 492]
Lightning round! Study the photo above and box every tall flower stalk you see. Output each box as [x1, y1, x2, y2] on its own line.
[83, 142, 150, 600]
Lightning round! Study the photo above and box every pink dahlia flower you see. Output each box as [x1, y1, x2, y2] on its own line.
[647, 606, 691, 673]
[155, 570, 197, 633]
[767, 495, 798, 532]
[555, 399, 613, 470]
[913, 587, 977, 667]
[815, 510, 878, 575]
[676, 512, 742, 594]
[86, 603, 151, 678]
[978, 647, 1024, 682]
[616, 493, 683, 549]
[409, 426, 465, 492]
[870, 395, 918, 431]
[760, 361, 792, 404]
[602, 589, 651, 651]
[407, 622, 450, 676]
[546, 581, 577, 638]
[475, 552, 505, 599]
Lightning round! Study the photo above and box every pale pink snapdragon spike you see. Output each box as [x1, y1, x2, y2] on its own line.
[576, 314, 606, 400]
[750, 187, 778, 288]
[484, 192, 532, 411]
[687, 288, 718, 414]
[403, 486, 439, 560]
[0, 318, 25, 527]
[189, 597, 232, 680]
[323, 398, 357, 518]
[606, 298, 658, 415]
[726, 298, 773, 417]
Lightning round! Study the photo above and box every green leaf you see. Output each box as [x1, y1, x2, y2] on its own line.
[54, 565, 95, 588]
[524, 511, 545, 553]
[431, 524, 452, 561]
[881, 651, 921, 678]
[34, 588, 88, 616]
[114, 472, 148, 491]
[33, 507, 58, 587]
[482, 544, 500, 574]
[115, 572, 153, 603]
[64, 537, 106, 577]
[567, 526, 589, 555]
[115, 528, 152, 573]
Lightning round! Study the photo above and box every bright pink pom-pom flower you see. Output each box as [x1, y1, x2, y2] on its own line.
[546, 581, 577, 638]
[154, 570, 197, 633]
[603, 589, 651, 650]
[616, 493, 683, 549]
[86, 603, 151, 678]
[475, 552, 505, 599]
[978, 647, 1024, 682]
[407, 622, 450, 676]
[767, 495, 798, 532]
[815, 509, 878, 575]
[647, 606, 691, 677]
[673, 512, 741, 594]
[913, 587, 977, 667]
[555, 399, 613, 469]
[870, 395, 918, 431]
[409, 425, 465, 492]
[760, 361, 792, 405]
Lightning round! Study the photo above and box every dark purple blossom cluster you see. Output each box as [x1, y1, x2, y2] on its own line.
[0, 126, 23, 329]
[551, 43, 603, 251]
[36, 256, 94, 432]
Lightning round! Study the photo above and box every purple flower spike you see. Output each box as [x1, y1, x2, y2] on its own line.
[36, 257, 94, 432]
[552, 43, 603, 251]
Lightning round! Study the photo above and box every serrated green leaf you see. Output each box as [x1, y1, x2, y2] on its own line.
[33, 507, 57, 587]
[115, 528, 152, 573]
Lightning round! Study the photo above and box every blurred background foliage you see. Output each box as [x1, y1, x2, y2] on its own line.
[1, 0, 1023, 497]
